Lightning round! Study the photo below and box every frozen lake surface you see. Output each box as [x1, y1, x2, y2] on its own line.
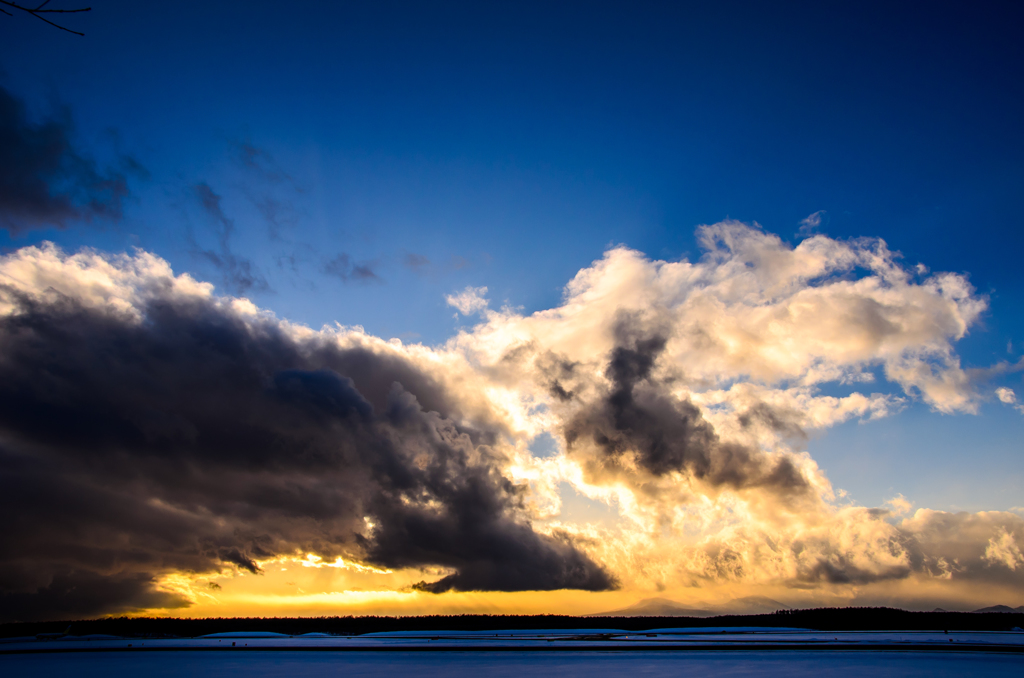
[3, 628, 1022, 677]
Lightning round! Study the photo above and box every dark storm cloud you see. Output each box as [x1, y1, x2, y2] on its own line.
[323, 253, 382, 283]
[0, 282, 612, 621]
[0, 571, 190, 625]
[190, 182, 271, 294]
[562, 316, 810, 494]
[0, 85, 135, 234]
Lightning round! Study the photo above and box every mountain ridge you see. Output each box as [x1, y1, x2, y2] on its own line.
[591, 596, 791, 618]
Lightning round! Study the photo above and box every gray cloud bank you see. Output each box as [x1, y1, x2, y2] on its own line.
[0, 253, 612, 622]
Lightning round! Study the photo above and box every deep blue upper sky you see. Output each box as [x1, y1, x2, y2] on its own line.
[2, 1, 1022, 509]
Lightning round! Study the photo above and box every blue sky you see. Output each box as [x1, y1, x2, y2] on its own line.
[1, 1, 1023, 617]
[4, 2, 1022, 338]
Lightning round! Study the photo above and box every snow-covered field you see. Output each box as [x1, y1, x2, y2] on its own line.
[3, 629, 1022, 677]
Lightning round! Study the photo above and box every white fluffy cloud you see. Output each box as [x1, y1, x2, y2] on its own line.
[451, 221, 986, 419]
[995, 387, 1024, 414]
[446, 285, 490, 315]
[798, 210, 825, 234]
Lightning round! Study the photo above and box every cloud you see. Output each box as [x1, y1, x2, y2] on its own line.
[453, 221, 987, 420]
[900, 510, 1024, 584]
[0, 244, 611, 621]
[995, 387, 1024, 413]
[436, 221, 1013, 595]
[0, 85, 135, 234]
[984, 528, 1024, 571]
[230, 141, 304, 239]
[885, 494, 914, 516]
[0, 571, 190, 625]
[404, 253, 471, 279]
[0, 220, 1016, 617]
[323, 253, 383, 283]
[403, 252, 431, 272]
[194, 248, 270, 295]
[797, 210, 826, 235]
[446, 286, 489, 315]
[575, 507, 1024, 592]
[254, 195, 300, 239]
[193, 182, 234, 246]
[190, 182, 270, 295]
[562, 316, 812, 497]
[233, 140, 300, 189]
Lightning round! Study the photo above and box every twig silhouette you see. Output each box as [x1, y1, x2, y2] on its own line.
[0, 1, 91, 36]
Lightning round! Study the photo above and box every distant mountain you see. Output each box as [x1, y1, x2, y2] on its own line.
[719, 596, 791, 615]
[591, 596, 790, 617]
[971, 605, 1024, 613]
[591, 598, 718, 617]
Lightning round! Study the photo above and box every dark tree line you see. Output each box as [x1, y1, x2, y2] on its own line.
[2, 609, 1023, 638]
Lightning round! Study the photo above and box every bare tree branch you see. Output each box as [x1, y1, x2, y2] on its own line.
[0, 1, 91, 36]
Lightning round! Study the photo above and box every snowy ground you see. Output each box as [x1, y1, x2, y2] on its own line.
[3, 629, 1022, 677]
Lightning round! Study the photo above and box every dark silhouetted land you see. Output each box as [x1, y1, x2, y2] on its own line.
[2, 608, 1023, 639]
